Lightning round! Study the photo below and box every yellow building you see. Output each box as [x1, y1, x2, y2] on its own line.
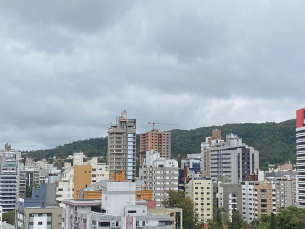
[185, 178, 213, 223]
[74, 165, 92, 199]
[82, 189, 153, 201]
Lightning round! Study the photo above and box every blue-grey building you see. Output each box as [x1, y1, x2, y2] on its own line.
[16, 183, 57, 229]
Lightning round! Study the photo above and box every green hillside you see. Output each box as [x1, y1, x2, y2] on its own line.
[171, 119, 296, 166]
[24, 119, 296, 167]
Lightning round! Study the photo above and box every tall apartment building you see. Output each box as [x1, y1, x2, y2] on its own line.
[19, 165, 40, 198]
[108, 110, 136, 180]
[56, 154, 109, 207]
[139, 129, 171, 166]
[201, 129, 222, 178]
[242, 181, 255, 223]
[253, 181, 277, 220]
[0, 144, 21, 212]
[296, 108, 305, 208]
[185, 177, 213, 223]
[242, 181, 278, 223]
[266, 170, 297, 207]
[139, 151, 178, 206]
[206, 133, 259, 183]
[213, 176, 242, 220]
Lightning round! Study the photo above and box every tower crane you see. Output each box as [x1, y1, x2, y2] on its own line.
[148, 122, 178, 130]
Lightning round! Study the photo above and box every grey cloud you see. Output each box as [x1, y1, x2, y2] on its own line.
[0, 1, 133, 33]
[0, 0, 304, 150]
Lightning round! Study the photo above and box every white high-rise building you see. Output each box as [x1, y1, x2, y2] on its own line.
[108, 110, 136, 180]
[139, 150, 178, 206]
[0, 144, 21, 212]
[209, 133, 259, 183]
[296, 108, 305, 208]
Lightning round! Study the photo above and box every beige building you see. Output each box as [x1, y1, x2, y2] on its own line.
[23, 206, 62, 229]
[253, 181, 277, 219]
[185, 178, 213, 223]
[139, 129, 171, 166]
[278, 163, 293, 171]
[108, 110, 136, 180]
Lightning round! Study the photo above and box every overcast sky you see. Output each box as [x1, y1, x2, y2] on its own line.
[0, 1, 303, 150]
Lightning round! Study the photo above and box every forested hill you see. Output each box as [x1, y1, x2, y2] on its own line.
[24, 119, 296, 166]
[170, 119, 296, 166]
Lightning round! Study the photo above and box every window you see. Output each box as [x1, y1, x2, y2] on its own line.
[158, 220, 172, 226]
[99, 222, 110, 227]
[38, 222, 43, 225]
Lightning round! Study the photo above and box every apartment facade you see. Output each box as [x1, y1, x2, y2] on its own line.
[253, 182, 277, 220]
[19, 165, 40, 197]
[185, 178, 213, 223]
[242, 182, 255, 223]
[0, 145, 21, 212]
[296, 108, 305, 208]
[266, 170, 297, 207]
[213, 176, 242, 220]
[139, 151, 178, 206]
[208, 133, 259, 183]
[201, 129, 222, 178]
[139, 129, 171, 166]
[108, 110, 136, 180]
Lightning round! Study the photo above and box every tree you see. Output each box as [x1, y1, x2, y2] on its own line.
[290, 214, 305, 229]
[255, 222, 270, 229]
[26, 185, 33, 197]
[162, 190, 202, 229]
[276, 206, 305, 229]
[270, 212, 276, 229]
[3, 211, 15, 225]
[227, 210, 248, 229]
[208, 207, 227, 229]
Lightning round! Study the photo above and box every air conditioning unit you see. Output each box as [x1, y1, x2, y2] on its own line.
[110, 221, 116, 227]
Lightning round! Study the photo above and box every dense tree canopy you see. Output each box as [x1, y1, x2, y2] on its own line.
[256, 206, 305, 229]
